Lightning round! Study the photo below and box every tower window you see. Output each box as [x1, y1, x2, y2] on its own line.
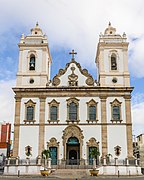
[111, 53, 117, 70]
[112, 106, 120, 120]
[26, 106, 34, 120]
[29, 55, 35, 70]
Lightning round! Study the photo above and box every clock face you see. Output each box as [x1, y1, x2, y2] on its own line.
[112, 77, 117, 83]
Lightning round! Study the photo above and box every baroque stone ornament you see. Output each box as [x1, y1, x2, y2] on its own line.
[85, 76, 94, 86]
[68, 67, 78, 86]
[52, 77, 60, 86]
[51, 58, 95, 86]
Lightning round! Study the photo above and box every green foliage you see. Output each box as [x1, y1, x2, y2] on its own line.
[25, 151, 32, 156]
[90, 148, 100, 159]
[41, 149, 51, 160]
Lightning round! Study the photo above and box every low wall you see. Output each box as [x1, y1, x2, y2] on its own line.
[4, 165, 41, 175]
[98, 165, 141, 175]
[4, 165, 142, 175]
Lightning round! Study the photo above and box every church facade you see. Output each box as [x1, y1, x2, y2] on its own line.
[13, 23, 133, 165]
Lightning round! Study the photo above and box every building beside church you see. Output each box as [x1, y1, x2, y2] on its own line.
[13, 23, 133, 165]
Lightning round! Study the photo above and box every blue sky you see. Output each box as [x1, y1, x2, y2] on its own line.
[0, 0, 144, 137]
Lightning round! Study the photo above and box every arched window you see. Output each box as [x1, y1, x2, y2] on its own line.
[29, 54, 35, 70]
[89, 106, 96, 120]
[111, 53, 117, 70]
[69, 102, 77, 121]
[26, 106, 34, 120]
[50, 106, 58, 120]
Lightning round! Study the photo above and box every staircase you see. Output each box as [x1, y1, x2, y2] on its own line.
[49, 169, 90, 179]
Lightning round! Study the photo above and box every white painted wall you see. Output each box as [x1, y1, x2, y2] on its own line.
[19, 126, 39, 159]
[107, 126, 127, 159]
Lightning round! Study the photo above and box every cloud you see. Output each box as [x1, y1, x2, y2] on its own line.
[0, 0, 144, 74]
[129, 36, 144, 78]
[132, 102, 144, 136]
[0, 80, 15, 124]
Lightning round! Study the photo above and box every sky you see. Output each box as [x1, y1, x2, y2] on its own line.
[0, 0, 144, 138]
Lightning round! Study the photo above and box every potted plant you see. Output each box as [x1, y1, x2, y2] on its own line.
[89, 148, 100, 176]
[40, 149, 51, 176]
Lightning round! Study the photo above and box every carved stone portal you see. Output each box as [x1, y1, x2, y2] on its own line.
[62, 125, 84, 160]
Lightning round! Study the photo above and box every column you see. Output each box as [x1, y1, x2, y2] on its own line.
[125, 95, 133, 158]
[100, 96, 108, 157]
[38, 98, 46, 155]
[13, 97, 21, 157]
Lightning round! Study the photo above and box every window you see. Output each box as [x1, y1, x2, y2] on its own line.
[112, 106, 120, 120]
[27, 106, 34, 120]
[110, 99, 122, 122]
[24, 99, 36, 124]
[48, 99, 60, 123]
[29, 55, 35, 70]
[66, 98, 79, 123]
[50, 106, 57, 120]
[89, 106, 96, 120]
[69, 102, 77, 121]
[111, 53, 117, 70]
[87, 99, 98, 123]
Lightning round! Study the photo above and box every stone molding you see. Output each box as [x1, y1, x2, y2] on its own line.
[62, 125, 84, 160]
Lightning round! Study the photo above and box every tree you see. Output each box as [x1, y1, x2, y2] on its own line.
[90, 148, 100, 169]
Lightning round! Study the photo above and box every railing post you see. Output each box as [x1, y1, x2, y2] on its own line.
[26, 157, 30, 165]
[37, 155, 41, 165]
[47, 158, 51, 169]
[115, 158, 118, 166]
[103, 157, 107, 166]
[7, 157, 10, 165]
[125, 158, 129, 166]
[135, 158, 138, 166]
[16, 156, 19, 165]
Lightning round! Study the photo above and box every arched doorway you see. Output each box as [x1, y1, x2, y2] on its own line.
[66, 137, 80, 165]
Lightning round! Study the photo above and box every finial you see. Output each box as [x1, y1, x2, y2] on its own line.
[21, 33, 24, 39]
[109, 22, 111, 26]
[36, 22, 39, 27]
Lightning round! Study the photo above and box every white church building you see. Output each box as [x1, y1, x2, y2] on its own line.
[13, 23, 133, 166]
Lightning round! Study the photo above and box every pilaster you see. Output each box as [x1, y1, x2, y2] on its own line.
[13, 97, 21, 157]
[125, 95, 133, 158]
[100, 96, 108, 157]
[38, 98, 46, 155]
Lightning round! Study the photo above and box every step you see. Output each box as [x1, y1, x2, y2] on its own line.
[50, 169, 90, 179]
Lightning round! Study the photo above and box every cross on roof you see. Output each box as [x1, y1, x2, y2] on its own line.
[69, 50, 77, 60]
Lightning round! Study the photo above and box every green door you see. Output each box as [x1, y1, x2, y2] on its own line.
[49, 147, 57, 165]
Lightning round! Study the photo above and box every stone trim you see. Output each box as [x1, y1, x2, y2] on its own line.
[86, 99, 98, 123]
[47, 137, 60, 160]
[110, 99, 122, 123]
[62, 125, 84, 160]
[125, 97, 133, 158]
[100, 97, 108, 157]
[13, 98, 21, 157]
[66, 97, 79, 123]
[24, 99, 36, 124]
[48, 99, 60, 122]
[38, 98, 46, 155]
[51, 60, 94, 86]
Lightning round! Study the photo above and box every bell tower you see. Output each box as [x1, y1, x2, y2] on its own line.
[96, 23, 130, 87]
[16, 23, 52, 87]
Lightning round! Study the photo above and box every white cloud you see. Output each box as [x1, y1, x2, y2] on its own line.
[132, 102, 144, 136]
[0, 0, 144, 74]
[0, 80, 15, 125]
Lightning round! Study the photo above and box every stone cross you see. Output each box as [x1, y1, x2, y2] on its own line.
[69, 50, 77, 60]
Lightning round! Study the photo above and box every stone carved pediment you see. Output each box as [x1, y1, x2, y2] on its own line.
[62, 125, 84, 145]
[47, 137, 59, 147]
[86, 137, 99, 147]
[51, 59, 95, 87]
